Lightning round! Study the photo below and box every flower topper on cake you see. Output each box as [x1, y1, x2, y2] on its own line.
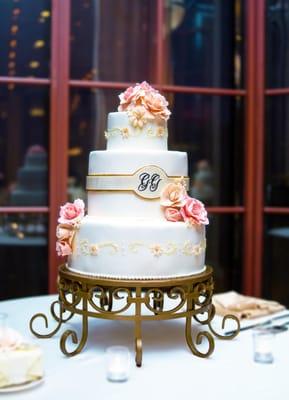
[118, 81, 171, 127]
[160, 181, 209, 227]
[56, 199, 85, 257]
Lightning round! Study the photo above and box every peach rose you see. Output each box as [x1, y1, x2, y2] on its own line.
[164, 207, 183, 222]
[118, 82, 152, 111]
[56, 240, 72, 257]
[56, 223, 74, 241]
[127, 105, 154, 128]
[141, 92, 171, 121]
[160, 183, 187, 208]
[117, 82, 171, 121]
[58, 199, 85, 225]
[180, 197, 209, 226]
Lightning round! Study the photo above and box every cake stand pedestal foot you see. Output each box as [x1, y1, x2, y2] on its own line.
[135, 338, 143, 367]
[134, 287, 143, 366]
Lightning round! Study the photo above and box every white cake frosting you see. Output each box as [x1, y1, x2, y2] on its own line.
[57, 82, 208, 279]
[69, 216, 206, 278]
[0, 328, 43, 388]
[106, 112, 168, 151]
[88, 149, 187, 175]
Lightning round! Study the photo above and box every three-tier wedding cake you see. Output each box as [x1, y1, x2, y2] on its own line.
[56, 82, 209, 279]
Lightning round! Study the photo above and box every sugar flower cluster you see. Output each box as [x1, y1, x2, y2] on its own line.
[160, 182, 209, 227]
[56, 199, 85, 257]
[118, 81, 171, 127]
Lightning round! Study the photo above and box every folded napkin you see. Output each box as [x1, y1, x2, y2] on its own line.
[212, 291, 285, 320]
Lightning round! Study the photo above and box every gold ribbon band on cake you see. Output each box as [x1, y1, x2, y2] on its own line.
[86, 165, 189, 199]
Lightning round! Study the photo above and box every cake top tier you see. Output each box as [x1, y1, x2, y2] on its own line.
[105, 82, 170, 151]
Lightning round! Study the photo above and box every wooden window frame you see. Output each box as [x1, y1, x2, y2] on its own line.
[0, 0, 287, 295]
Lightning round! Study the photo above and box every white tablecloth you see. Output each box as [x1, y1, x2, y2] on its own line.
[0, 294, 288, 399]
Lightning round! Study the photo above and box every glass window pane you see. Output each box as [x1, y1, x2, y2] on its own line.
[207, 214, 243, 293]
[0, 0, 51, 78]
[168, 93, 244, 206]
[69, 88, 119, 198]
[69, 89, 244, 206]
[70, 0, 157, 82]
[164, 0, 245, 88]
[0, 213, 48, 300]
[266, 0, 289, 88]
[265, 96, 289, 206]
[0, 85, 49, 206]
[263, 215, 289, 307]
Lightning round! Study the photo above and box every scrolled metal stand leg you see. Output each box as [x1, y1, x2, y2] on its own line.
[185, 315, 215, 358]
[60, 312, 88, 357]
[29, 300, 65, 339]
[207, 304, 240, 340]
[135, 287, 143, 367]
[59, 292, 89, 357]
[51, 299, 74, 323]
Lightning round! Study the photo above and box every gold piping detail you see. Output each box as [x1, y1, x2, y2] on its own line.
[88, 165, 189, 179]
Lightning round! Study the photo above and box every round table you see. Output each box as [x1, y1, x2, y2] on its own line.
[0, 295, 288, 399]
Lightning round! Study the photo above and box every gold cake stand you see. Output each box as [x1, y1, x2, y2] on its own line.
[29, 264, 240, 366]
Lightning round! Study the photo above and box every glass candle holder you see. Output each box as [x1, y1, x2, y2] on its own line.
[253, 327, 275, 364]
[105, 346, 131, 382]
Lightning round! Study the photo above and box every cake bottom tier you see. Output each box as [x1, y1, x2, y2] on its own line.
[68, 216, 206, 279]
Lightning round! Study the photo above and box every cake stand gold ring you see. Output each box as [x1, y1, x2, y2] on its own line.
[29, 265, 240, 367]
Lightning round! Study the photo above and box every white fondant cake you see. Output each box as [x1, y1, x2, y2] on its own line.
[56, 82, 209, 279]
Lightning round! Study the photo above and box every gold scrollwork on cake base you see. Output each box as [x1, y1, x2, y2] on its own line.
[104, 125, 168, 140]
[29, 265, 240, 367]
[77, 238, 206, 257]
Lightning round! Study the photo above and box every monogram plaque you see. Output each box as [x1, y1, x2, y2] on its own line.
[86, 165, 189, 199]
[135, 166, 167, 199]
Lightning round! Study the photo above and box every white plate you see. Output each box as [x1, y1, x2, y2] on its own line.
[0, 378, 44, 393]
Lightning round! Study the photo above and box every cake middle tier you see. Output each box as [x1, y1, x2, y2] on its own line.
[68, 216, 206, 279]
[87, 150, 188, 219]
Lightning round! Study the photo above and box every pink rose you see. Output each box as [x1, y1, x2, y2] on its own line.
[58, 199, 85, 225]
[160, 183, 187, 208]
[164, 207, 183, 222]
[139, 81, 153, 91]
[56, 240, 72, 257]
[180, 197, 209, 226]
[118, 86, 135, 111]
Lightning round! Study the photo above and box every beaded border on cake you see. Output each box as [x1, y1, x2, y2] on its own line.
[66, 263, 207, 280]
